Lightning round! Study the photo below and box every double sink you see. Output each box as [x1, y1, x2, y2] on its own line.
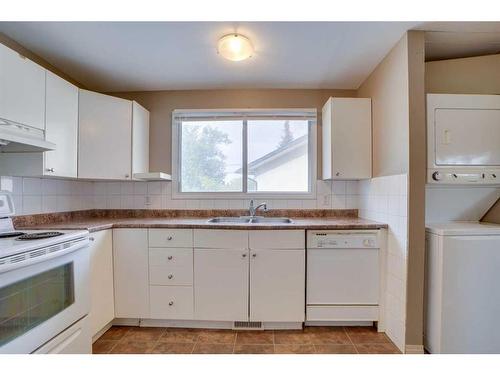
[207, 217, 293, 224]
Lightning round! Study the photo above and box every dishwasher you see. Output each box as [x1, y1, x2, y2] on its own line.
[306, 230, 380, 325]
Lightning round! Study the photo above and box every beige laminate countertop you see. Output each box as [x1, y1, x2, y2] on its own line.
[18, 217, 387, 233]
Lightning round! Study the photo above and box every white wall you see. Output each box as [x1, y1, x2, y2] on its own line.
[358, 174, 408, 352]
[0, 175, 360, 215]
[425, 186, 500, 223]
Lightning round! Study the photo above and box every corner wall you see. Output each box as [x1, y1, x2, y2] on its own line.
[356, 31, 426, 353]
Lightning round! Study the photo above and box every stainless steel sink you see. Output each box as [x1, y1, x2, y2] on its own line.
[207, 217, 293, 224]
[249, 217, 293, 224]
[207, 217, 251, 223]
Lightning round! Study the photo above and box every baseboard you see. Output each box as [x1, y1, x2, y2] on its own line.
[92, 322, 113, 343]
[405, 344, 425, 354]
[112, 318, 302, 330]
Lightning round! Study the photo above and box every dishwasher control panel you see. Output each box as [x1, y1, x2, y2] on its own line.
[307, 231, 379, 249]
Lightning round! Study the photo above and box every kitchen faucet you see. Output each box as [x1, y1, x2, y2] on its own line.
[248, 200, 267, 217]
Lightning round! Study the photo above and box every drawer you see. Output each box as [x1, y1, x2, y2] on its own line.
[149, 248, 193, 267]
[249, 230, 305, 249]
[306, 305, 379, 322]
[150, 286, 193, 320]
[150, 265, 193, 286]
[194, 229, 248, 249]
[149, 229, 193, 248]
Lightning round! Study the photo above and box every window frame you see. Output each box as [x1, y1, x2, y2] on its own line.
[171, 108, 317, 200]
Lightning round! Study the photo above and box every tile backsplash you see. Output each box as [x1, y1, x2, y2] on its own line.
[358, 174, 408, 352]
[0, 176, 360, 215]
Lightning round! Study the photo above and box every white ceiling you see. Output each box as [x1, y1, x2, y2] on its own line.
[0, 22, 419, 92]
[1, 22, 499, 92]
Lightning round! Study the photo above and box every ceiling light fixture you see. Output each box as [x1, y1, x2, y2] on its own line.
[217, 34, 253, 61]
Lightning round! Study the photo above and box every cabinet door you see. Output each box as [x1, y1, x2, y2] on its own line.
[113, 229, 149, 318]
[88, 230, 114, 338]
[250, 249, 305, 322]
[330, 98, 371, 180]
[194, 248, 249, 321]
[132, 101, 149, 175]
[78, 89, 132, 180]
[44, 71, 78, 178]
[0, 43, 45, 129]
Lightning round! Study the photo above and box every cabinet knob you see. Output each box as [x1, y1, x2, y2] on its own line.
[125, 174, 130, 178]
[168, 274, 173, 279]
[242, 253, 247, 258]
[168, 301, 174, 306]
[46, 168, 55, 173]
[167, 255, 173, 260]
[335, 172, 340, 177]
[167, 236, 173, 241]
[252, 253, 257, 258]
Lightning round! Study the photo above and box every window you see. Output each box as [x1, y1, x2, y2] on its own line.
[173, 109, 316, 197]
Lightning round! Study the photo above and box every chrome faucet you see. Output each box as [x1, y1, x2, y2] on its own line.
[248, 200, 267, 217]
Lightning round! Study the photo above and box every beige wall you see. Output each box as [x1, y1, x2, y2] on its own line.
[112, 89, 355, 176]
[426, 53, 500, 94]
[357, 35, 410, 177]
[0, 33, 84, 88]
[357, 31, 427, 350]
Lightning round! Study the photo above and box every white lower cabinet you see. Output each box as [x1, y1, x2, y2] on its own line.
[113, 229, 149, 319]
[250, 249, 305, 322]
[150, 286, 193, 320]
[88, 230, 114, 338]
[194, 248, 249, 321]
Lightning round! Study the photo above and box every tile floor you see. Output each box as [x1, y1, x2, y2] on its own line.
[92, 325, 401, 354]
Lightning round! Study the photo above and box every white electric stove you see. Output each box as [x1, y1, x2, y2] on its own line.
[0, 191, 91, 354]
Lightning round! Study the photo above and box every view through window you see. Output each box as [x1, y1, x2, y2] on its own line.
[176, 110, 315, 194]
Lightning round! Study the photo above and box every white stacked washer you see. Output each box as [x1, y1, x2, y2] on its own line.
[0, 191, 91, 354]
[425, 222, 500, 354]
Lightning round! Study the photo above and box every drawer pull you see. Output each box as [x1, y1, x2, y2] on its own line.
[167, 256, 173, 260]
[168, 274, 174, 279]
[167, 236, 173, 241]
[168, 301, 174, 306]
[242, 253, 247, 258]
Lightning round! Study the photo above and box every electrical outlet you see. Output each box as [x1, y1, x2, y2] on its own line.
[145, 195, 152, 206]
[323, 195, 330, 207]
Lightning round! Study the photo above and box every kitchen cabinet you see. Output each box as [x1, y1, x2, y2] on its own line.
[322, 97, 372, 180]
[78, 90, 133, 180]
[88, 230, 114, 339]
[194, 248, 249, 321]
[113, 229, 149, 319]
[132, 101, 150, 177]
[193, 229, 305, 323]
[44, 71, 79, 177]
[0, 43, 46, 130]
[250, 249, 305, 322]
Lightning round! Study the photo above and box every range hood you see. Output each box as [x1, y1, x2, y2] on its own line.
[0, 120, 56, 152]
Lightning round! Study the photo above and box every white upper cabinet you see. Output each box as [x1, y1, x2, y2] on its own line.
[322, 97, 372, 180]
[44, 71, 79, 177]
[0, 43, 46, 129]
[78, 89, 133, 180]
[132, 101, 149, 176]
[78, 90, 150, 180]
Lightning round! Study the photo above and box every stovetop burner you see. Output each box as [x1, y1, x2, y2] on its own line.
[0, 231, 26, 239]
[16, 232, 64, 241]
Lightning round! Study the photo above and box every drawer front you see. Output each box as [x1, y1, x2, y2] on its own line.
[150, 286, 193, 320]
[149, 248, 193, 267]
[149, 229, 193, 248]
[150, 265, 193, 286]
[249, 230, 305, 249]
[194, 229, 248, 249]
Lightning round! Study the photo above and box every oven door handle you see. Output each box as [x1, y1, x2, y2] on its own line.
[0, 237, 90, 273]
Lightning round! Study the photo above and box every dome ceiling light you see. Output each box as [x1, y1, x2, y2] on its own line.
[217, 33, 254, 61]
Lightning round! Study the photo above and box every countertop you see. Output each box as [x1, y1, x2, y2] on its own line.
[17, 216, 387, 233]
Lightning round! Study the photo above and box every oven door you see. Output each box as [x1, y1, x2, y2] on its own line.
[0, 245, 90, 354]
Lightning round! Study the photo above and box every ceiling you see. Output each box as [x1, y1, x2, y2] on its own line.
[0, 22, 418, 92]
[0, 22, 499, 92]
